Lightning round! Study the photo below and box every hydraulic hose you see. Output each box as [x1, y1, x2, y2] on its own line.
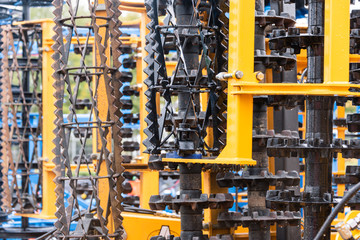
[314, 181, 360, 240]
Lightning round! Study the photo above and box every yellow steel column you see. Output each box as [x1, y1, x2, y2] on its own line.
[324, 0, 349, 226]
[139, 10, 149, 162]
[41, 19, 57, 219]
[217, 0, 256, 165]
[324, 0, 350, 84]
[138, 10, 160, 209]
[94, 2, 114, 232]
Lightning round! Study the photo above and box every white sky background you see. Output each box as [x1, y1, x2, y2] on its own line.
[352, 1, 360, 10]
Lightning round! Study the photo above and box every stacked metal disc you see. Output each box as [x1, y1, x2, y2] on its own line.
[214, 1, 302, 239]
[265, 1, 360, 240]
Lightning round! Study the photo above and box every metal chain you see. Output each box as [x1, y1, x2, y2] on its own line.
[51, 0, 123, 238]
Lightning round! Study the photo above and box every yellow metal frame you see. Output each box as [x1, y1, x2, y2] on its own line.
[11, 19, 58, 219]
[231, 83, 360, 96]
[211, 0, 352, 167]
[215, 0, 256, 166]
[335, 211, 360, 240]
[14, 0, 354, 238]
[123, 212, 180, 239]
[163, 0, 257, 166]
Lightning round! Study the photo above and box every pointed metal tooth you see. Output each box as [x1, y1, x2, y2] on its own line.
[214, 0, 229, 151]
[51, 0, 124, 238]
[143, 0, 161, 154]
[0, 24, 43, 214]
[0, 26, 11, 213]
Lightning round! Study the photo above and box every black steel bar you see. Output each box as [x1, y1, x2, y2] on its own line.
[176, 0, 203, 239]
[304, 0, 333, 239]
[273, 69, 302, 240]
[21, 25, 30, 236]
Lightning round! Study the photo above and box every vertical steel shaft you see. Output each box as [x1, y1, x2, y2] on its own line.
[248, 0, 270, 239]
[176, 0, 200, 119]
[21, 23, 30, 235]
[176, 0, 203, 239]
[179, 164, 203, 239]
[304, 0, 333, 239]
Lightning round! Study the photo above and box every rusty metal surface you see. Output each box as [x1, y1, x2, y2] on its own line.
[51, 0, 124, 238]
[0, 24, 43, 214]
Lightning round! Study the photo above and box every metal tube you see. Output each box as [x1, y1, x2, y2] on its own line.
[247, 0, 270, 239]
[175, 0, 203, 239]
[179, 164, 203, 240]
[21, 22, 30, 235]
[273, 69, 302, 240]
[176, 0, 200, 119]
[304, 0, 333, 239]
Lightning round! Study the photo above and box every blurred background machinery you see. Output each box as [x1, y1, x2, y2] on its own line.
[2, 0, 360, 240]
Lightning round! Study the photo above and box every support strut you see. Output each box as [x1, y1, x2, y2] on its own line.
[304, 1, 333, 239]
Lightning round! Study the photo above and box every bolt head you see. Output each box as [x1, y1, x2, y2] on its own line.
[235, 71, 243, 79]
[256, 72, 265, 81]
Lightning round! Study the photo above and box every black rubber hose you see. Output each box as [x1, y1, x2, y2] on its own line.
[314, 181, 360, 240]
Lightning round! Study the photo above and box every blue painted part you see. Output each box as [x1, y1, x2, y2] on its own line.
[120, 27, 140, 36]
[121, 95, 131, 100]
[0, 113, 40, 128]
[2, 215, 55, 228]
[228, 186, 245, 194]
[122, 123, 140, 129]
[121, 109, 132, 114]
[333, 158, 338, 172]
[121, 82, 131, 88]
[63, 114, 93, 124]
[296, 7, 308, 19]
[2, 41, 40, 56]
[165, 152, 202, 159]
[298, 113, 303, 124]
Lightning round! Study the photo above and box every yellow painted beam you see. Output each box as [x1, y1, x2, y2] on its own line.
[140, 171, 159, 209]
[94, 2, 114, 232]
[163, 158, 256, 165]
[324, 0, 350, 84]
[122, 212, 180, 239]
[216, 0, 256, 165]
[40, 19, 57, 219]
[231, 83, 360, 96]
[139, 10, 149, 163]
